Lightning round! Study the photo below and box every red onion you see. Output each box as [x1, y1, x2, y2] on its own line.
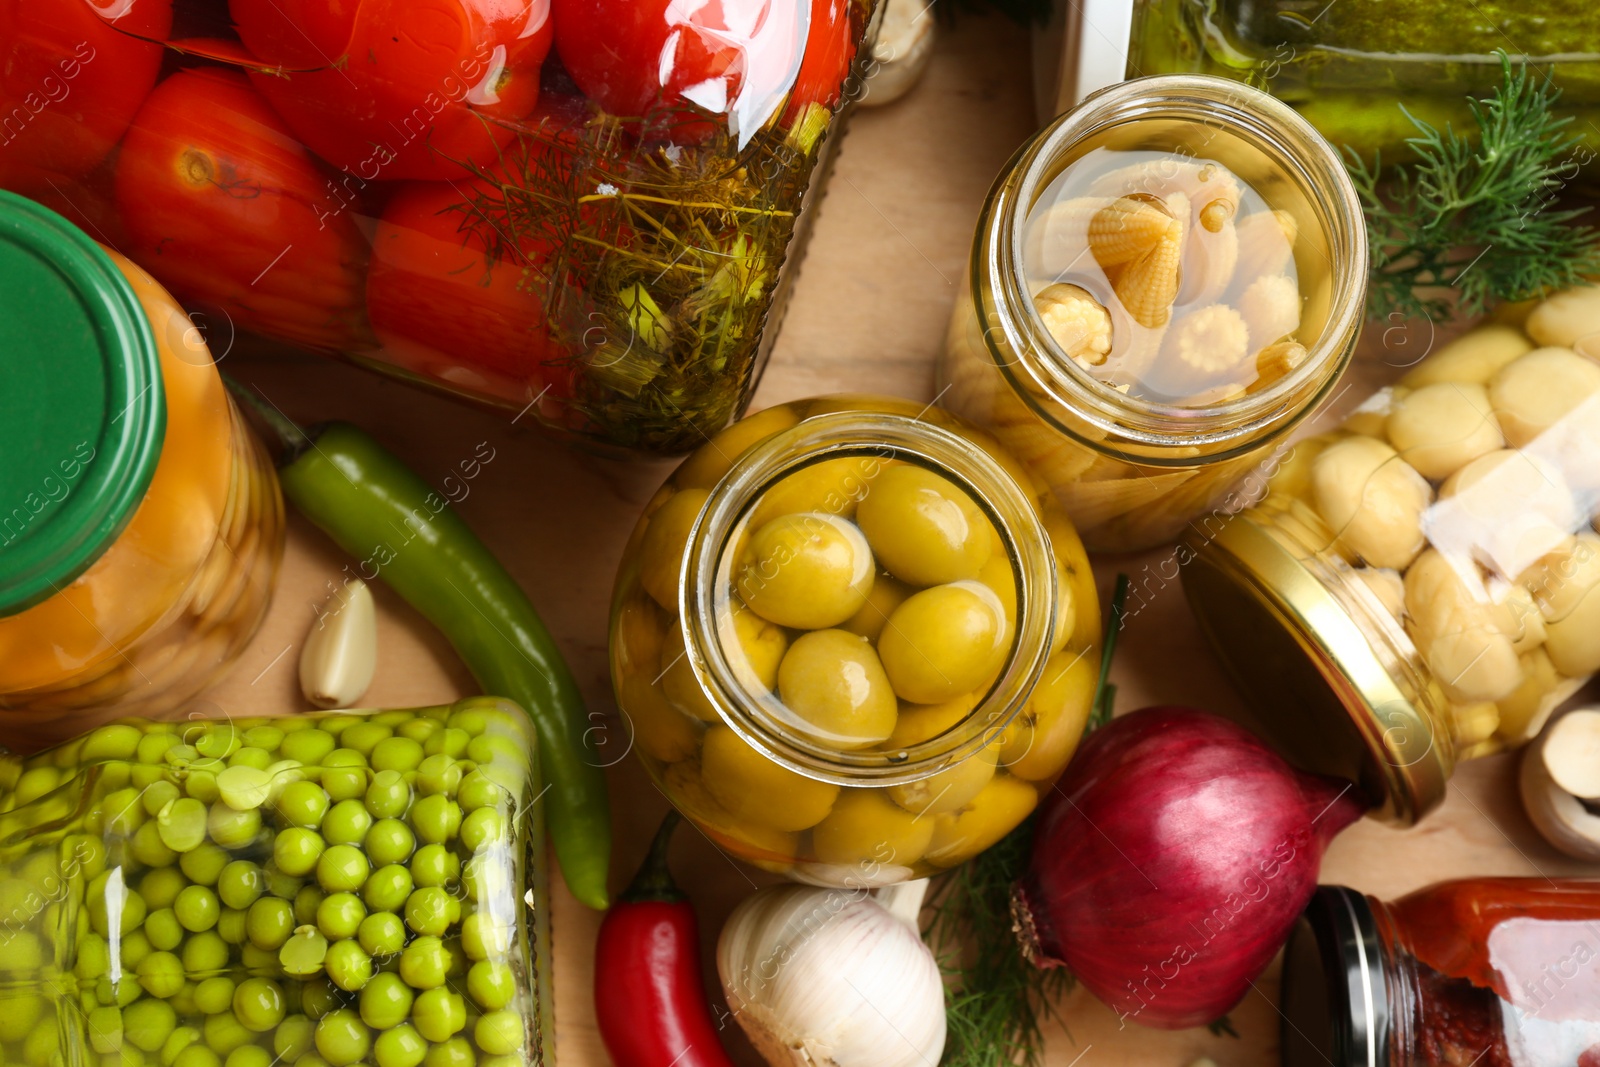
[1011, 706, 1366, 1029]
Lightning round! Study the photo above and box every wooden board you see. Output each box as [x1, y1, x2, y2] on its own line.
[198, 12, 1600, 1067]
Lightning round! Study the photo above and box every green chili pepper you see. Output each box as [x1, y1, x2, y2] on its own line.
[229, 387, 610, 909]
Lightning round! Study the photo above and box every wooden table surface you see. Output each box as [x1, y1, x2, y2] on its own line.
[200, 12, 1600, 1067]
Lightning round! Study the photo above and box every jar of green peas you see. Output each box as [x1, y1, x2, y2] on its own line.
[0, 698, 553, 1067]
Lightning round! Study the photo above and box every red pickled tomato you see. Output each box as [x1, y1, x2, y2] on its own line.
[367, 178, 569, 396]
[230, 0, 552, 181]
[785, 0, 856, 119]
[0, 0, 174, 194]
[113, 68, 370, 353]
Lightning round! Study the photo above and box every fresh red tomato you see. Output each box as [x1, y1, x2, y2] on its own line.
[367, 177, 569, 397]
[230, 0, 552, 181]
[552, 0, 814, 144]
[0, 0, 173, 194]
[113, 68, 370, 353]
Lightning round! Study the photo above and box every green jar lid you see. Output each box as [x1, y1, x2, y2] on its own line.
[0, 191, 166, 616]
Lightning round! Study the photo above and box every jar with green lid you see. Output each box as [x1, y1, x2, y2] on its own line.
[1182, 300, 1600, 824]
[0, 192, 284, 743]
[940, 75, 1366, 553]
[0, 697, 554, 1067]
[608, 395, 1102, 885]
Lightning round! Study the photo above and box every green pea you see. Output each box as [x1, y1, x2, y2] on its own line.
[216, 766, 273, 811]
[281, 926, 330, 978]
[273, 828, 326, 877]
[88, 1005, 123, 1053]
[183, 769, 220, 805]
[408, 844, 458, 888]
[317, 893, 366, 941]
[78, 933, 112, 980]
[423, 728, 469, 759]
[216, 861, 263, 911]
[317, 846, 369, 893]
[326, 939, 373, 992]
[170, 981, 200, 1017]
[144, 908, 184, 951]
[361, 866, 412, 913]
[232, 978, 286, 1032]
[459, 912, 510, 961]
[138, 733, 182, 766]
[313, 1009, 371, 1067]
[96, 974, 144, 1008]
[277, 782, 331, 829]
[398, 937, 447, 990]
[139, 867, 188, 911]
[414, 755, 462, 798]
[422, 1037, 474, 1067]
[371, 709, 419, 728]
[206, 804, 261, 850]
[216, 908, 248, 945]
[65, 832, 109, 881]
[173, 1044, 220, 1067]
[465, 961, 514, 1011]
[460, 853, 509, 905]
[472, 1012, 522, 1056]
[369, 737, 424, 774]
[263, 863, 304, 901]
[340, 723, 393, 757]
[227, 747, 273, 773]
[294, 885, 328, 926]
[174, 885, 220, 933]
[103, 787, 148, 837]
[322, 801, 372, 847]
[458, 809, 505, 853]
[194, 725, 239, 761]
[465, 735, 522, 771]
[165, 744, 199, 767]
[364, 771, 410, 820]
[397, 718, 438, 745]
[411, 989, 465, 1042]
[193, 977, 236, 1016]
[247, 897, 295, 951]
[201, 1011, 252, 1055]
[322, 747, 365, 767]
[357, 912, 405, 959]
[160, 1025, 201, 1067]
[403, 888, 453, 938]
[409, 795, 461, 844]
[243, 726, 286, 752]
[358, 972, 413, 1030]
[240, 943, 281, 973]
[141, 781, 181, 818]
[455, 773, 505, 814]
[120, 930, 153, 969]
[24, 1011, 60, 1067]
[294, 1055, 332, 1067]
[279, 730, 337, 766]
[300, 979, 344, 1021]
[83, 724, 143, 762]
[88, 875, 145, 937]
[273, 1016, 316, 1062]
[180, 931, 228, 975]
[366, 820, 415, 866]
[131, 822, 178, 868]
[179, 844, 229, 886]
[136, 951, 185, 998]
[123, 999, 177, 1053]
[373, 1023, 426, 1067]
[224, 1048, 271, 1067]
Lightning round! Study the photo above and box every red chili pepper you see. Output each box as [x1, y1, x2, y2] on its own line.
[595, 812, 737, 1067]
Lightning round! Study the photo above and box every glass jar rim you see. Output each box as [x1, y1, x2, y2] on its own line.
[987, 73, 1368, 455]
[680, 407, 1059, 787]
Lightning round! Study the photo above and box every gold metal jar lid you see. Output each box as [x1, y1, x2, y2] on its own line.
[1181, 514, 1452, 826]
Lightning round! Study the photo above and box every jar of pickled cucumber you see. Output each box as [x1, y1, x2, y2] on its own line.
[608, 395, 1102, 886]
[0, 698, 554, 1067]
[1183, 297, 1600, 825]
[940, 75, 1367, 553]
[0, 193, 284, 741]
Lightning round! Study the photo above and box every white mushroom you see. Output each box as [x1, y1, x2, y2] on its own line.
[1431, 449, 1578, 581]
[1525, 285, 1600, 350]
[1311, 436, 1432, 569]
[1487, 346, 1600, 448]
[860, 0, 937, 107]
[1400, 323, 1532, 389]
[1353, 566, 1406, 621]
[1497, 647, 1581, 743]
[1519, 709, 1600, 861]
[1542, 707, 1600, 798]
[1402, 550, 1523, 704]
[1384, 382, 1503, 481]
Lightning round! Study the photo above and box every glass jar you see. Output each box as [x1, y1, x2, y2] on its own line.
[0, 698, 554, 1067]
[608, 395, 1102, 885]
[939, 74, 1366, 553]
[1281, 878, 1600, 1067]
[1183, 307, 1600, 824]
[1125, 1, 1600, 172]
[0, 192, 284, 744]
[0, 0, 873, 457]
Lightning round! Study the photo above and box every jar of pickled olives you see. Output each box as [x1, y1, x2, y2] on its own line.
[1183, 296, 1600, 824]
[0, 193, 284, 742]
[608, 396, 1102, 885]
[940, 75, 1367, 552]
[0, 698, 554, 1067]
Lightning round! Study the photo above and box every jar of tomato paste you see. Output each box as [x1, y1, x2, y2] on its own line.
[1282, 878, 1600, 1067]
[0, 193, 284, 743]
[0, 0, 873, 457]
[608, 396, 1101, 884]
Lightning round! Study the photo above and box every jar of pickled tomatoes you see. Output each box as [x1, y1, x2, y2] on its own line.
[1282, 878, 1600, 1067]
[608, 396, 1101, 885]
[0, 193, 284, 742]
[940, 75, 1367, 553]
[1184, 298, 1600, 824]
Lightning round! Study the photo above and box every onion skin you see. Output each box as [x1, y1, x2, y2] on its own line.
[1012, 706, 1366, 1029]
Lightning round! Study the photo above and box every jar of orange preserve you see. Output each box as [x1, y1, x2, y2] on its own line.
[0, 192, 285, 743]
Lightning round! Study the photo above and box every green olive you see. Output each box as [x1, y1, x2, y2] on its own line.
[736, 513, 875, 630]
[700, 727, 838, 832]
[775, 629, 898, 749]
[857, 464, 992, 586]
[877, 581, 1009, 704]
[811, 789, 935, 869]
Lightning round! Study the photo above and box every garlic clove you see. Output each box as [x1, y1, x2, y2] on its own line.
[1541, 707, 1600, 799]
[299, 579, 378, 709]
[1520, 717, 1600, 860]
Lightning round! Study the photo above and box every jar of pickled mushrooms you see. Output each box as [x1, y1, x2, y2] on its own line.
[1184, 292, 1600, 824]
[940, 75, 1367, 553]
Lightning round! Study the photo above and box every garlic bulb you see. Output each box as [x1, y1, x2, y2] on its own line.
[718, 879, 945, 1067]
